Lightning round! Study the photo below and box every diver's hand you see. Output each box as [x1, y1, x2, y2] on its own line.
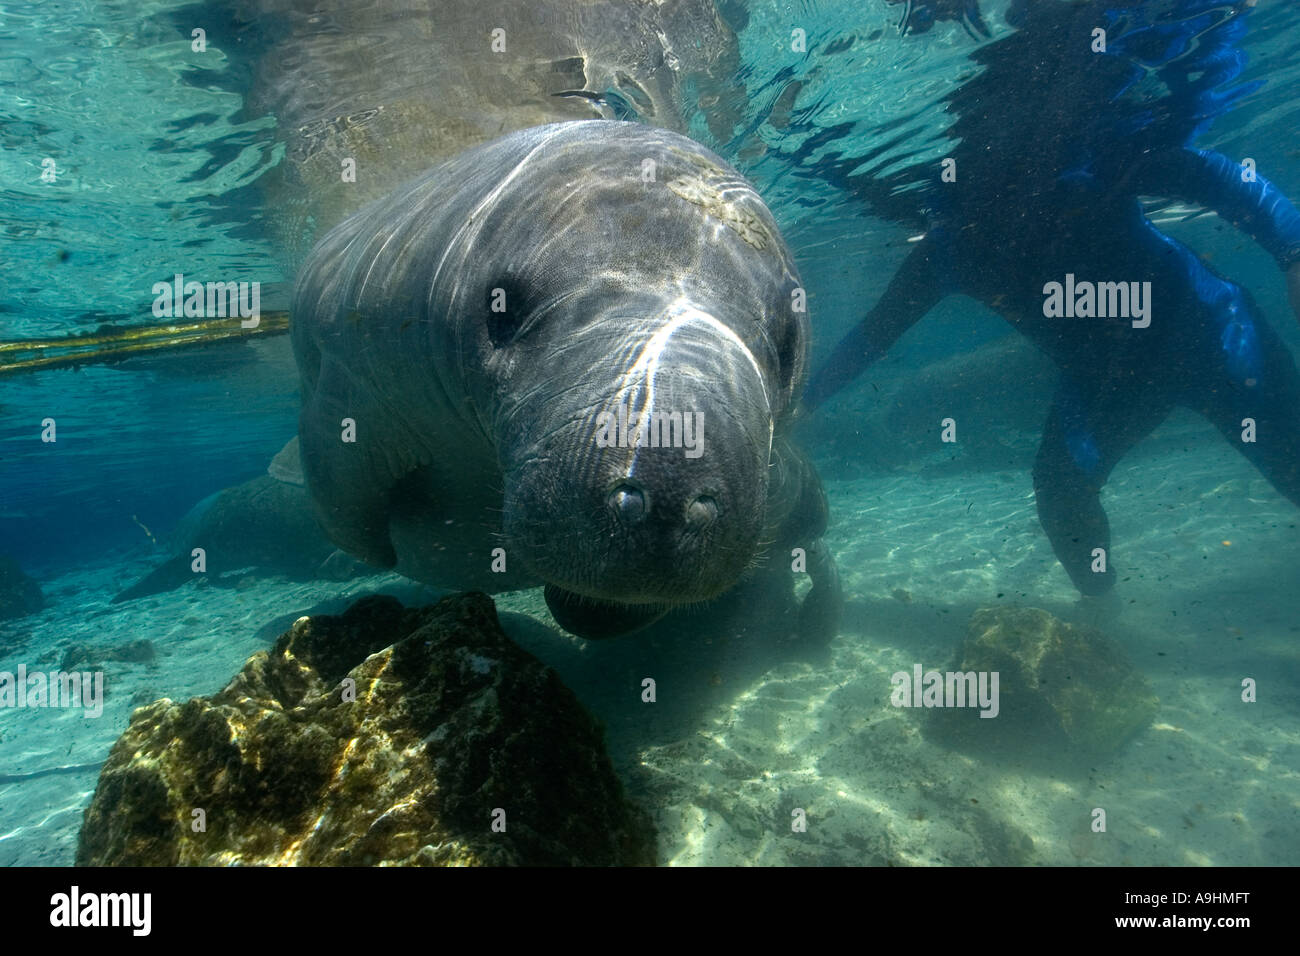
[1288, 261, 1300, 324]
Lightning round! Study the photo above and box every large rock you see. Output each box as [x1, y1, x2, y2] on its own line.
[929, 606, 1158, 757]
[0, 555, 44, 622]
[77, 593, 655, 866]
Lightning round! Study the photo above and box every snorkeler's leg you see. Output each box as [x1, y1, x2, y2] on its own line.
[803, 238, 949, 410]
[1032, 378, 1173, 594]
[1187, 309, 1300, 508]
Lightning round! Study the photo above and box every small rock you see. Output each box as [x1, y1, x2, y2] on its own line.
[930, 606, 1157, 757]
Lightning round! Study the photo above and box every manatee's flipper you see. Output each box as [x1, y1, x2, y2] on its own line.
[111, 554, 198, 604]
[772, 438, 842, 643]
[798, 537, 843, 644]
[544, 585, 667, 640]
[268, 437, 306, 486]
[316, 548, 369, 581]
[297, 357, 402, 569]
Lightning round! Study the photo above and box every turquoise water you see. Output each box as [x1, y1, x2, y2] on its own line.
[2, 0, 1299, 866]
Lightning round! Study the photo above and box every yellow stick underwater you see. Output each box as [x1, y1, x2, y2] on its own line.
[0, 311, 290, 376]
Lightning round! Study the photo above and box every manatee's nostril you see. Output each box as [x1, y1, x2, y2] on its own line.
[686, 494, 719, 528]
[608, 484, 647, 524]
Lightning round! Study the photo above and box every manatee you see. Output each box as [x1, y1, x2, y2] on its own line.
[800, 335, 1059, 474]
[291, 120, 840, 640]
[112, 447, 362, 605]
[0, 555, 45, 622]
[238, 0, 742, 267]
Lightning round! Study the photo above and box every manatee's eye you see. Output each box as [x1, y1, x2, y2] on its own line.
[486, 278, 528, 348]
[487, 310, 524, 349]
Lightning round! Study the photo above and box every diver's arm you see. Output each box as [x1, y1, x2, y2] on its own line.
[802, 240, 946, 409]
[1140, 148, 1300, 321]
[1142, 148, 1300, 266]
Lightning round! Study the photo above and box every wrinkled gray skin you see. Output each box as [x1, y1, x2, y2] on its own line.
[238, 0, 743, 268]
[293, 121, 840, 639]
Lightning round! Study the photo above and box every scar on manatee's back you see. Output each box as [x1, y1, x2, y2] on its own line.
[665, 147, 772, 250]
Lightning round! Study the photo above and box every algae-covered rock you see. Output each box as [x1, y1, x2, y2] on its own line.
[931, 606, 1157, 756]
[0, 555, 44, 622]
[76, 592, 655, 866]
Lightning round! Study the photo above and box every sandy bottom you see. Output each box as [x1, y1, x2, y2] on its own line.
[2, 413, 1297, 866]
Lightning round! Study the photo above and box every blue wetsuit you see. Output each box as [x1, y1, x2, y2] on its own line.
[807, 1, 1300, 594]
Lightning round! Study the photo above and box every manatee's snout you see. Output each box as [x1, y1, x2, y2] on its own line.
[605, 482, 719, 533]
[500, 313, 775, 608]
[504, 408, 768, 605]
[588, 460, 738, 596]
